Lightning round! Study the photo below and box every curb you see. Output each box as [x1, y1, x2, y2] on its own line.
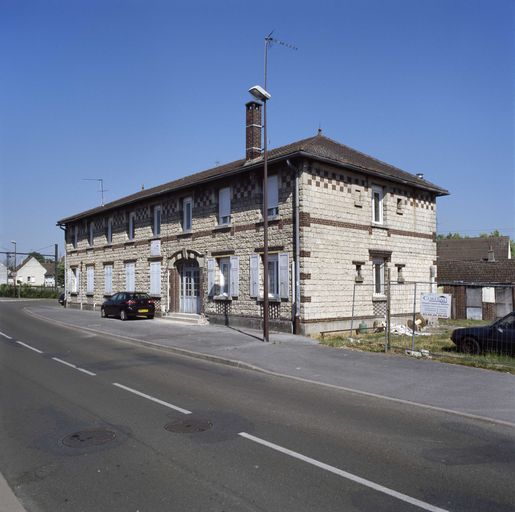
[24, 307, 515, 430]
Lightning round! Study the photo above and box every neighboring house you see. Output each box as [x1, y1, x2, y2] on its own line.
[0, 262, 7, 284]
[15, 257, 55, 286]
[58, 100, 448, 335]
[437, 237, 515, 320]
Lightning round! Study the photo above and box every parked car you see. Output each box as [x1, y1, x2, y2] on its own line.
[58, 293, 66, 306]
[101, 292, 155, 320]
[451, 311, 515, 355]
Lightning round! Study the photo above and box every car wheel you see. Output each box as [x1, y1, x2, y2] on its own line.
[101, 308, 107, 318]
[147, 315, 154, 320]
[460, 336, 480, 355]
[120, 310, 128, 321]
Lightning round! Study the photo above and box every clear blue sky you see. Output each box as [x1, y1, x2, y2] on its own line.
[1, 0, 513, 260]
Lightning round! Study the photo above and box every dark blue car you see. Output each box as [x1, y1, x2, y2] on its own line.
[451, 311, 515, 355]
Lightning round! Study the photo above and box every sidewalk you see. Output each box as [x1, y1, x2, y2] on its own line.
[27, 303, 515, 426]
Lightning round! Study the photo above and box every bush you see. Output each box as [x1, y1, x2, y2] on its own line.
[0, 284, 59, 299]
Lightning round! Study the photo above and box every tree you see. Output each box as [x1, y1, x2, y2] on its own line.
[28, 252, 46, 264]
[56, 261, 65, 287]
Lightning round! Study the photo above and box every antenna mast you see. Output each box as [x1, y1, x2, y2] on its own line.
[82, 178, 106, 206]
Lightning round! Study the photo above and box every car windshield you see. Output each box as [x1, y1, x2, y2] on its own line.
[128, 293, 150, 300]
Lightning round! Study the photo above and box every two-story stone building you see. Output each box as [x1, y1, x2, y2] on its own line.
[57, 101, 448, 335]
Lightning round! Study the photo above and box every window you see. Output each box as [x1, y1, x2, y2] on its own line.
[218, 187, 231, 225]
[86, 266, 94, 294]
[73, 225, 78, 249]
[70, 267, 79, 293]
[354, 188, 363, 207]
[149, 261, 161, 296]
[125, 262, 135, 292]
[104, 264, 113, 294]
[267, 254, 279, 296]
[88, 222, 94, 246]
[396, 198, 403, 215]
[207, 256, 239, 298]
[353, 261, 364, 283]
[267, 174, 279, 216]
[372, 186, 384, 224]
[396, 264, 405, 283]
[128, 212, 136, 240]
[373, 258, 385, 295]
[250, 252, 289, 299]
[183, 197, 192, 232]
[106, 217, 113, 244]
[153, 206, 161, 236]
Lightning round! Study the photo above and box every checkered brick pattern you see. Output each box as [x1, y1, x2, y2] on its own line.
[113, 212, 125, 227]
[94, 218, 104, 231]
[195, 190, 212, 208]
[307, 168, 367, 193]
[162, 199, 178, 218]
[373, 301, 387, 317]
[281, 171, 293, 191]
[232, 179, 255, 200]
[135, 206, 149, 221]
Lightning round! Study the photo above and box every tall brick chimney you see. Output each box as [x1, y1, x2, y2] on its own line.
[246, 101, 262, 160]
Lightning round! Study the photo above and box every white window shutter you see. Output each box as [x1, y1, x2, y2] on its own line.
[126, 263, 135, 292]
[250, 254, 259, 298]
[230, 256, 239, 297]
[87, 267, 94, 294]
[207, 258, 215, 297]
[150, 262, 161, 296]
[279, 253, 289, 299]
[76, 269, 81, 294]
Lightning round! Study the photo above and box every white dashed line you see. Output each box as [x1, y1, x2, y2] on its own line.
[16, 341, 43, 354]
[52, 357, 96, 376]
[238, 432, 450, 512]
[112, 382, 191, 414]
[0, 330, 12, 339]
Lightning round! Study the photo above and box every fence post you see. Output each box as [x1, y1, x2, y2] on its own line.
[411, 282, 417, 352]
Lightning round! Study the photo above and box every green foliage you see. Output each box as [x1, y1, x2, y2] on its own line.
[27, 251, 46, 264]
[0, 284, 59, 299]
[57, 261, 65, 287]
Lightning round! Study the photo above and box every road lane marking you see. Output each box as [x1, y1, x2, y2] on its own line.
[52, 357, 96, 376]
[112, 382, 191, 415]
[16, 341, 43, 354]
[239, 432, 450, 512]
[0, 330, 12, 339]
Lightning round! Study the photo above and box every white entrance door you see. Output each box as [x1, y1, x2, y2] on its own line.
[180, 265, 200, 314]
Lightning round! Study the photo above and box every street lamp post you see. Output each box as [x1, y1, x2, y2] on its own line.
[11, 240, 16, 298]
[248, 85, 271, 342]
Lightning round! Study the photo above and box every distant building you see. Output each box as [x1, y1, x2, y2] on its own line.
[437, 237, 515, 320]
[0, 262, 7, 284]
[15, 257, 55, 287]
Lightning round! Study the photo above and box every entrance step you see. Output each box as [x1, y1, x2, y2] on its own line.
[162, 313, 207, 325]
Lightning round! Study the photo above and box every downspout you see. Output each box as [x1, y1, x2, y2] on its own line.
[286, 159, 301, 334]
[59, 224, 67, 306]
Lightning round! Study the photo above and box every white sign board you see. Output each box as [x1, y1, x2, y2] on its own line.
[420, 293, 452, 318]
[150, 239, 161, 256]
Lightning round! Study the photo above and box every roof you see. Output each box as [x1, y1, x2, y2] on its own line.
[58, 133, 449, 224]
[42, 262, 55, 277]
[437, 237, 511, 262]
[437, 260, 515, 285]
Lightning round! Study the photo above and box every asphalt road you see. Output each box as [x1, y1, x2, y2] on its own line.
[1, 301, 514, 512]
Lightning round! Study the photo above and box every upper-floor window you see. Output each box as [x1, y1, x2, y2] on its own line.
[153, 205, 161, 236]
[106, 217, 113, 244]
[73, 225, 78, 249]
[267, 174, 279, 217]
[128, 212, 136, 240]
[372, 185, 384, 224]
[183, 197, 192, 232]
[218, 187, 231, 225]
[88, 222, 94, 246]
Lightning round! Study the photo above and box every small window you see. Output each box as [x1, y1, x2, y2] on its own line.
[396, 198, 403, 215]
[128, 212, 136, 240]
[396, 264, 405, 284]
[372, 186, 384, 224]
[88, 222, 94, 246]
[106, 217, 113, 244]
[267, 254, 279, 297]
[267, 174, 279, 217]
[153, 205, 161, 236]
[354, 188, 363, 207]
[373, 258, 385, 295]
[218, 187, 231, 225]
[353, 261, 364, 283]
[183, 197, 192, 232]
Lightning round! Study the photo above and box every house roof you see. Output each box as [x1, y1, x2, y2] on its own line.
[437, 236, 511, 262]
[57, 133, 448, 224]
[437, 259, 515, 285]
[42, 262, 55, 277]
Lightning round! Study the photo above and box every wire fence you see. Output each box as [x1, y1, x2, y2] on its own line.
[320, 279, 515, 369]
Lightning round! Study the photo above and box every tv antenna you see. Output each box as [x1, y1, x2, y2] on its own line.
[264, 31, 298, 88]
[82, 178, 107, 206]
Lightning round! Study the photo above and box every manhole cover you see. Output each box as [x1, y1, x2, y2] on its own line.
[165, 419, 212, 433]
[62, 429, 116, 447]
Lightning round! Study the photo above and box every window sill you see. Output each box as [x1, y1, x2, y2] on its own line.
[212, 224, 232, 232]
[125, 240, 135, 245]
[372, 295, 387, 302]
[213, 295, 232, 301]
[371, 223, 387, 230]
[177, 231, 192, 238]
[86, 293, 94, 297]
[257, 296, 283, 303]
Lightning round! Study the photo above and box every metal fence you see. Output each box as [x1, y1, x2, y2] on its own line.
[324, 279, 515, 366]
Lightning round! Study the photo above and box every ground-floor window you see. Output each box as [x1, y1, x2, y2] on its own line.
[86, 266, 94, 294]
[104, 264, 113, 295]
[125, 262, 135, 292]
[207, 256, 239, 298]
[149, 261, 161, 296]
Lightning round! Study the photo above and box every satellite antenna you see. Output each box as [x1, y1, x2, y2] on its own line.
[82, 178, 107, 206]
